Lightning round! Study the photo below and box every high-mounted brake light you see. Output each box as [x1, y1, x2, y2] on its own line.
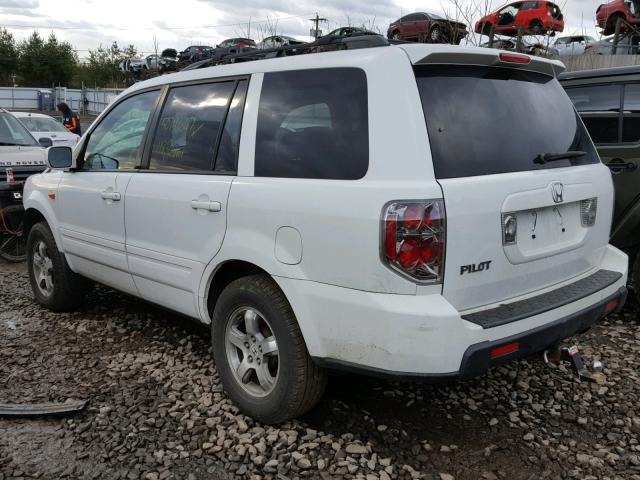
[381, 200, 446, 284]
[499, 53, 531, 64]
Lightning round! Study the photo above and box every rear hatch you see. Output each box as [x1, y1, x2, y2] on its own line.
[412, 51, 612, 312]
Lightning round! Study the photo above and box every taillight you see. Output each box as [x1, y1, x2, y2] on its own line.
[381, 200, 446, 283]
[238, 43, 247, 48]
[499, 52, 531, 64]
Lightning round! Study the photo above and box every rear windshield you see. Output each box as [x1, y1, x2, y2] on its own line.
[415, 65, 599, 179]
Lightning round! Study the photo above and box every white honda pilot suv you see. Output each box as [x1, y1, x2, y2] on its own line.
[23, 40, 628, 423]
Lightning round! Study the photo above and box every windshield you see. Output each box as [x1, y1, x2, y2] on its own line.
[0, 113, 38, 146]
[18, 116, 67, 133]
[415, 65, 599, 179]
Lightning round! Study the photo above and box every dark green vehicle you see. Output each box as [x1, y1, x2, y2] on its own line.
[560, 66, 640, 301]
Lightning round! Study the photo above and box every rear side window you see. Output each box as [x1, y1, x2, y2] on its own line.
[416, 66, 599, 179]
[565, 84, 621, 144]
[255, 68, 368, 180]
[148, 82, 235, 171]
[622, 84, 640, 143]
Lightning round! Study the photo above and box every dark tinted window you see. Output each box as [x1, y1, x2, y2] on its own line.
[215, 80, 248, 173]
[83, 90, 159, 170]
[415, 66, 599, 179]
[255, 68, 368, 179]
[565, 84, 621, 112]
[565, 84, 621, 144]
[521, 2, 540, 10]
[149, 82, 235, 171]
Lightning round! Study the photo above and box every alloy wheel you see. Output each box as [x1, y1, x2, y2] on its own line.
[225, 307, 280, 397]
[32, 240, 54, 297]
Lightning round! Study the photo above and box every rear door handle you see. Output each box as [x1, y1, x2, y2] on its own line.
[191, 199, 221, 212]
[101, 190, 121, 201]
[607, 161, 637, 173]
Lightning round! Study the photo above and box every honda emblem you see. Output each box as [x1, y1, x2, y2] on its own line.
[551, 182, 564, 204]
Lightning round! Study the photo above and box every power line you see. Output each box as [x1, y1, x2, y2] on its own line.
[1, 14, 313, 32]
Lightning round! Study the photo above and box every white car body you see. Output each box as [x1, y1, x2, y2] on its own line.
[24, 43, 627, 380]
[12, 112, 79, 149]
[0, 109, 47, 182]
[555, 35, 596, 56]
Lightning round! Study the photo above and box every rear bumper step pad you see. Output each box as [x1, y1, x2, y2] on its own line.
[462, 269, 623, 329]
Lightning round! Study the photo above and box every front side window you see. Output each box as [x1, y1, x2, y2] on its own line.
[83, 90, 160, 170]
[148, 81, 235, 171]
[565, 84, 621, 144]
[255, 68, 368, 180]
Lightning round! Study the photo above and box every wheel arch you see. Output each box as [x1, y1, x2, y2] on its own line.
[22, 194, 63, 251]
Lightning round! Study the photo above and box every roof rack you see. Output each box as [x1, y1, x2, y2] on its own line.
[182, 34, 393, 71]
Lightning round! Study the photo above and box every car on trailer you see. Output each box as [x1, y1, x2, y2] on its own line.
[475, 1, 564, 36]
[596, 0, 640, 35]
[387, 12, 468, 44]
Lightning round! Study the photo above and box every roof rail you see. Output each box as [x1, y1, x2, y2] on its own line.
[182, 34, 391, 71]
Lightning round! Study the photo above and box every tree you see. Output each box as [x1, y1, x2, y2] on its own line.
[18, 31, 77, 87]
[0, 28, 18, 86]
[84, 42, 137, 88]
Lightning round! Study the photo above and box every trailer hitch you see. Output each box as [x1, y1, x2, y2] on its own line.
[543, 345, 606, 385]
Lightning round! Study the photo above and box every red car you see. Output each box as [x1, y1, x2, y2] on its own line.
[475, 1, 564, 36]
[596, 0, 640, 35]
[387, 12, 468, 44]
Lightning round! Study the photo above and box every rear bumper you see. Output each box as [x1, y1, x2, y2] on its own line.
[276, 245, 628, 379]
[321, 286, 624, 382]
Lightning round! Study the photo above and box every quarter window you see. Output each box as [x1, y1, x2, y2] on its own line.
[255, 68, 368, 180]
[148, 82, 235, 171]
[83, 90, 160, 170]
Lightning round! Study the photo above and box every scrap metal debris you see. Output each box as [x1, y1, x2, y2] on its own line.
[0, 400, 87, 417]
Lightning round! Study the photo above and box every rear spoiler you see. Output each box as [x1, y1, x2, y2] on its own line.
[412, 50, 565, 77]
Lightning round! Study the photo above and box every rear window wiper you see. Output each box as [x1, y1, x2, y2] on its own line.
[534, 151, 586, 165]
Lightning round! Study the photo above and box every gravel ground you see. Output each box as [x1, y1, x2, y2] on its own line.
[2, 264, 640, 480]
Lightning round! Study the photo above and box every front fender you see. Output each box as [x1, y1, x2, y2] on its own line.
[23, 172, 63, 250]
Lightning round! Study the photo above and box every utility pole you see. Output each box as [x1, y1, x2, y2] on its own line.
[310, 13, 327, 40]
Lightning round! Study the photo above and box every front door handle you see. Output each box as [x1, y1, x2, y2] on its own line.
[101, 190, 121, 201]
[191, 199, 221, 212]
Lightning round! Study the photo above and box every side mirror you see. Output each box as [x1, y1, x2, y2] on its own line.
[38, 137, 53, 148]
[47, 146, 74, 169]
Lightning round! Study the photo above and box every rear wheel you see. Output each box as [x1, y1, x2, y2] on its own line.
[632, 252, 640, 305]
[27, 222, 92, 312]
[0, 205, 26, 262]
[212, 274, 327, 423]
[429, 25, 442, 42]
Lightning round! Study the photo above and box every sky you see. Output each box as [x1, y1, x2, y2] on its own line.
[0, 0, 608, 57]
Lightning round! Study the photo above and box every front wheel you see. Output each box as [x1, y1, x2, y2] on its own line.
[27, 222, 92, 312]
[429, 25, 442, 42]
[0, 204, 26, 262]
[212, 274, 327, 424]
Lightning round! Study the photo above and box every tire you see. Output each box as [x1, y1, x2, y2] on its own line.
[212, 274, 327, 424]
[529, 20, 544, 34]
[27, 222, 92, 312]
[429, 25, 442, 43]
[632, 252, 640, 305]
[0, 204, 26, 263]
[390, 30, 401, 40]
[481, 23, 493, 36]
[605, 14, 625, 35]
